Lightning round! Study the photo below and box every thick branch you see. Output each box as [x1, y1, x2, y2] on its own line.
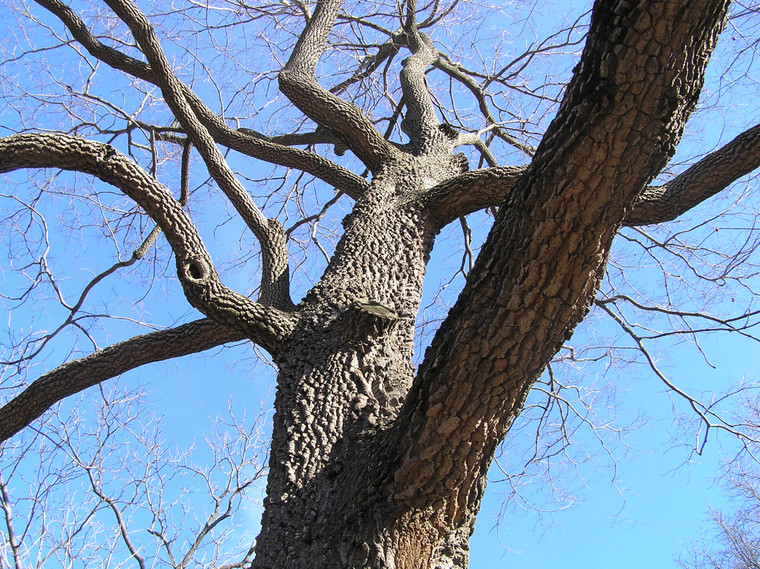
[399, 33, 441, 151]
[422, 166, 527, 229]
[397, 0, 441, 150]
[0, 133, 297, 346]
[278, 0, 397, 171]
[32, 0, 369, 201]
[389, 0, 731, 517]
[625, 123, 760, 226]
[0, 319, 244, 444]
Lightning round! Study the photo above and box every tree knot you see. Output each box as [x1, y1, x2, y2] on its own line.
[344, 299, 399, 341]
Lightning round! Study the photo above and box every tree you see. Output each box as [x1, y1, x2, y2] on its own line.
[682, 398, 760, 569]
[1, 0, 760, 567]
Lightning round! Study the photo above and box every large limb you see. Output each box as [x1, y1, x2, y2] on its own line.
[383, 0, 731, 548]
[0, 319, 245, 444]
[32, 0, 369, 201]
[625, 122, 760, 226]
[0, 133, 297, 349]
[278, 0, 397, 171]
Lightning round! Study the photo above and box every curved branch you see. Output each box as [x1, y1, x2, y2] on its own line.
[398, 32, 441, 151]
[102, 0, 295, 308]
[0, 133, 298, 348]
[625, 123, 760, 226]
[424, 122, 760, 229]
[278, 0, 397, 171]
[32, 0, 370, 201]
[0, 319, 245, 444]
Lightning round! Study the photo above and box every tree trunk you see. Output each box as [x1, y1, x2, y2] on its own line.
[252, 1, 732, 567]
[253, 157, 462, 568]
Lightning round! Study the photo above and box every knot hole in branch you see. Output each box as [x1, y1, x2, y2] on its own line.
[182, 257, 210, 282]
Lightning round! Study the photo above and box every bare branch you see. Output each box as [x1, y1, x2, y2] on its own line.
[0, 318, 244, 444]
[625, 123, 760, 226]
[0, 133, 298, 346]
[278, 0, 398, 170]
[422, 165, 527, 230]
[391, 0, 732, 507]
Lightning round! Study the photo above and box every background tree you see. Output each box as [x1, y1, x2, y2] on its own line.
[1, 0, 760, 567]
[682, 398, 760, 569]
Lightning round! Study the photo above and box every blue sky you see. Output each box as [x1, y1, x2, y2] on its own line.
[2, 0, 760, 567]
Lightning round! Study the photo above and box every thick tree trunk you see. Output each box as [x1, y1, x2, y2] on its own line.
[252, 1, 732, 567]
[253, 159, 451, 568]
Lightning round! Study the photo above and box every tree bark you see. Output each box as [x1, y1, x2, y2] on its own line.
[251, 1, 732, 567]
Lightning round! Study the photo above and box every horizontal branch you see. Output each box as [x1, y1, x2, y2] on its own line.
[425, 119, 760, 230]
[422, 166, 528, 229]
[0, 319, 245, 444]
[625, 122, 760, 226]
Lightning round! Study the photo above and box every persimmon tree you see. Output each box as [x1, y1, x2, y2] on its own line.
[1, 0, 760, 567]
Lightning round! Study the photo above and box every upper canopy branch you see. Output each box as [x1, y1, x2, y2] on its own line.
[625, 122, 760, 226]
[0, 318, 245, 444]
[32, 0, 369, 202]
[0, 133, 298, 349]
[399, 34, 442, 151]
[397, 0, 443, 151]
[278, 0, 398, 171]
[434, 56, 537, 156]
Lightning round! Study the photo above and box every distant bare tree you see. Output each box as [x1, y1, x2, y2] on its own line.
[681, 397, 760, 569]
[0, 383, 268, 569]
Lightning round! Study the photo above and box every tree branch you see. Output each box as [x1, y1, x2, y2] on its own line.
[278, 0, 397, 171]
[398, 1, 441, 150]
[423, 121, 760, 229]
[0, 133, 298, 345]
[422, 166, 527, 230]
[32, 0, 370, 201]
[434, 56, 536, 156]
[625, 123, 760, 226]
[0, 319, 245, 444]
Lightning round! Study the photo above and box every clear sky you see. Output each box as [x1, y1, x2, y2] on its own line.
[2, 1, 760, 567]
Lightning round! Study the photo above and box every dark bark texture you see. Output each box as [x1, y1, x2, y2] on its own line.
[1, 0, 759, 568]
